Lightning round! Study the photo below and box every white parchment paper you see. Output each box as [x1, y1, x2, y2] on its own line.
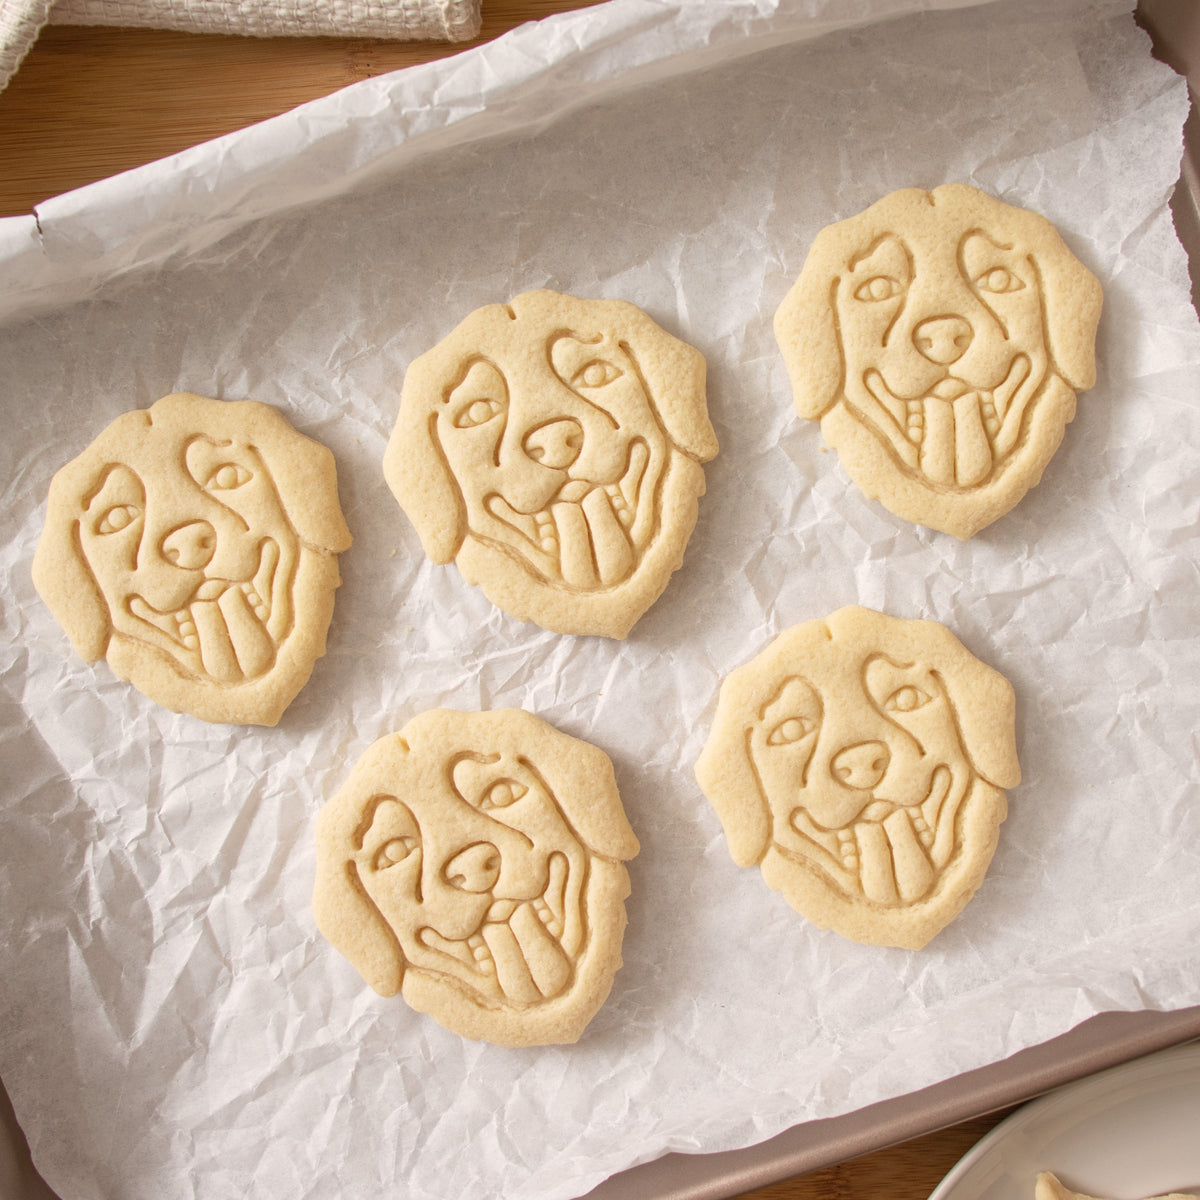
[2, 2, 1199, 1198]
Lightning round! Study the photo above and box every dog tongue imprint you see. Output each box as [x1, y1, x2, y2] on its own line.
[552, 484, 635, 588]
[191, 585, 276, 683]
[920, 390, 993, 487]
[483, 901, 572, 1002]
[857, 809, 937, 905]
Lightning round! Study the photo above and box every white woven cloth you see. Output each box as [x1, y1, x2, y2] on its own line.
[1, 0, 481, 91]
[0, 0, 54, 90]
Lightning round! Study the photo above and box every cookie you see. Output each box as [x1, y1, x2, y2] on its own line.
[313, 708, 640, 1046]
[775, 184, 1102, 538]
[384, 289, 717, 638]
[695, 607, 1019, 949]
[1037, 1173, 1198, 1200]
[32, 392, 352, 726]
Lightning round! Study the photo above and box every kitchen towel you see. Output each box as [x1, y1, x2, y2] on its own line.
[0, 0, 481, 92]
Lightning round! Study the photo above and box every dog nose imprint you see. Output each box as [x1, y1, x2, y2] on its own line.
[160, 521, 217, 570]
[831, 741, 890, 790]
[913, 316, 973, 365]
[444, 842, 502, 893]
[523, 419, 584, 470]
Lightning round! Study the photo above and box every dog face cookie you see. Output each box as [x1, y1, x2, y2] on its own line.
[775, 185, 1102, 538]
[33, 393, 352, 726]
[695, 607, 1020, 948]
[313, 708, 640, 1046]
[384, 289, 717, 638]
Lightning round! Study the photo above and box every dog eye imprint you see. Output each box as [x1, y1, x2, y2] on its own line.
[767, 715, 818, 745]
[477, 779, 528, 811]
[759, 676, 823, 744]
[452, 397, 505, 430]
[374, 836, 419, 871]
[94, 504, 142, 535]
[205, 462, 253, 491]
[974, 266, 1024, 295]
[853, 275, 903, 302]
[571, 359, 623, 389]
[445, 360, 509, 432]
[884, 684, 932, 713]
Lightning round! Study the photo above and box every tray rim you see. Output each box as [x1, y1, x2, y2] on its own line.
[583, 1008, 1200, 1200]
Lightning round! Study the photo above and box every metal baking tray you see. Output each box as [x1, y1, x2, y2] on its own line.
[2, 2, 1198, 1198]
[590, 0, 1200, 1191]
[589, 1008, 1200, 1198]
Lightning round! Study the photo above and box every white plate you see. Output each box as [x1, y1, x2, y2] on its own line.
[929, 1040, 1200, 1200]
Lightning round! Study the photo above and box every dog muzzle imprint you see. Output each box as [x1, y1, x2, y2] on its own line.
[82, 477, 297, 687]
[481, 428, 658, 593]
[355, 790, 585, 1007]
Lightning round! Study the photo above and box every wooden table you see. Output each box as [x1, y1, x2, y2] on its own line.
[734, 1110, 1013, 1200]
[0, 4, 1020, 1197]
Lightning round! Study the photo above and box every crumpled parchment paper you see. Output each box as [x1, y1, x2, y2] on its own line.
[1, 1, 1199, 1198]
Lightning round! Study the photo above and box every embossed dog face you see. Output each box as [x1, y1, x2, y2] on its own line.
[696, 607, 1020, 948]
[775, 185, 1102, 538]
[353, 752, 589, 1003]
[314, 709, 640, 1046]
[385, 290, 716, 638]
[33, 393, 352, 726]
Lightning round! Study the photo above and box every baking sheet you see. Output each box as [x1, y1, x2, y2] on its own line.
[928, 1040, 1200, 1200]
[2, 2, 1200, 1199]
[590, 1008, 1200, 1199]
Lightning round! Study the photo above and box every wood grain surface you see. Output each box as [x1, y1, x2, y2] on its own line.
[0, 5, 1020, 1198]
[731, 1109, 1014, 1200]
[0, 1, 604, 216]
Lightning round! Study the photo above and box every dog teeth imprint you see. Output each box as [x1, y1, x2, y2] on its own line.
[468, 933, 495, 972]
[604, 483, 634, 529]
